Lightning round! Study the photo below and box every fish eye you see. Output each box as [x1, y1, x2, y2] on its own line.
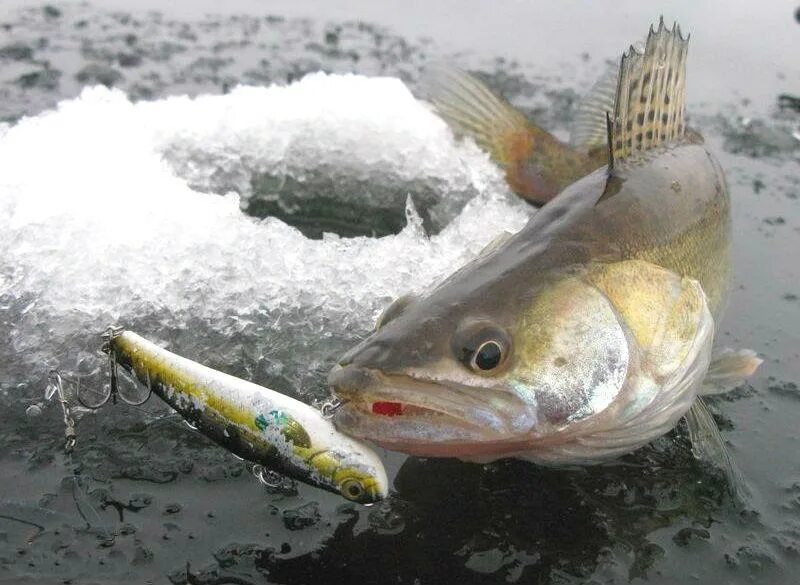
[472, 340, 503, 371]
[453, 321, 511, 374]
[340, 478, 366, 501]
[375, 294, 415, 330]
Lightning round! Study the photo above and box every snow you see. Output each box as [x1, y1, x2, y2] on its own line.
[0, 73, 530, 402]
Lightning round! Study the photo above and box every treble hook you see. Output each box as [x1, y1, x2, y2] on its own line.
[76, 326, 152, 408]
[47, 370, 76, 454]
[100, 325, 124, 354]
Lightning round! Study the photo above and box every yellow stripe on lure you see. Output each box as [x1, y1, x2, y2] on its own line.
[107, 330, 388, 504]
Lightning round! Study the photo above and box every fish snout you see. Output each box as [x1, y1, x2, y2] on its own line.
[328, 364, 378, 398]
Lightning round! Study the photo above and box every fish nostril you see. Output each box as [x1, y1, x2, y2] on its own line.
[337, 339, 387, 369]
[337, 341, 372, 368]
[327, 364, 349, 391]
[327, 364, 375, 393]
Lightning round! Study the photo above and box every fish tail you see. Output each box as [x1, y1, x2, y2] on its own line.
[609, 17, 690, 165]
[422, 65, 582, 205]
[423, 65, 532, 163]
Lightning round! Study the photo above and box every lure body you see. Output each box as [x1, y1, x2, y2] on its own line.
[108, 330, 388, 503]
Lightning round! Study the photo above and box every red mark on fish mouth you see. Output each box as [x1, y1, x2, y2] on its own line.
[369, 402, 443, 417]
[372, 401, 403, 417]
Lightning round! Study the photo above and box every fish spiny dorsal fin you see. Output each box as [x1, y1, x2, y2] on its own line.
[610, 17, 690, 164]
[605, 111, 615, 170]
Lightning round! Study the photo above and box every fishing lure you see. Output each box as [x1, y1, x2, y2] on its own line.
[93, 328, 387, 504]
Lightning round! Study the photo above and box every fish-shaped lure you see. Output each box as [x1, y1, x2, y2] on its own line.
[330, 21, 760, 481]
[105, 329, 388, 503]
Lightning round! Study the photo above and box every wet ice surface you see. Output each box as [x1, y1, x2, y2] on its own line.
[1, 3, 800, 585]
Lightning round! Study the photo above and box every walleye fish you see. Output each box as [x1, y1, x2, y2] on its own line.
[105, 329, 388, 504]
[330, 21, 760, 479]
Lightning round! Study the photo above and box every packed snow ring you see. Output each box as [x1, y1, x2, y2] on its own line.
[0, 72, 530, 400]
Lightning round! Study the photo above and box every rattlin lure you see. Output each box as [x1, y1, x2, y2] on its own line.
[101, 328, 388, 504]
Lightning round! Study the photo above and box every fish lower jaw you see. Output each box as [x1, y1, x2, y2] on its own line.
[331, 399, 516, 450]
[334, 395, 459, 426]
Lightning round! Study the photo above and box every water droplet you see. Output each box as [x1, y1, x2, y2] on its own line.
[44, 383, 58, 401]
[25, 404, 42, 418]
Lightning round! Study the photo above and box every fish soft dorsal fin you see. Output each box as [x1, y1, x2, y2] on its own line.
[570, 63, 620, 152]
[609, 18, 689, 165]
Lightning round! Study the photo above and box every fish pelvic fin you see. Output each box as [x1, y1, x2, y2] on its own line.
[423, 65, 585, 205]
[609, 17, 690, 164]
[685, 397, 751, 503]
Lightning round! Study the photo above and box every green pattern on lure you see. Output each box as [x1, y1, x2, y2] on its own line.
[254, 411, 311, 448]
[106, 330, 387, 504]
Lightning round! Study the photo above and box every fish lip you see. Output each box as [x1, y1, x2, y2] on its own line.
[328, 365, 525, 435]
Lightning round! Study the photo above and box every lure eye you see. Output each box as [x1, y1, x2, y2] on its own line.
[472, 340, 503, 371]
[340, 478, 366, 502]
[453, 321, 511, 375]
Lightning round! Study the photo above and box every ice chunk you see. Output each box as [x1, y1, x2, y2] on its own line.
[145, 73, 497, 191]
[141, 73, 506, 235]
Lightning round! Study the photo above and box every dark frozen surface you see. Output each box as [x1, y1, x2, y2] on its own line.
[0, 2, 799, 584]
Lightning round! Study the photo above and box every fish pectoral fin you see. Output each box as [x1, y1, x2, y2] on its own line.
[700, 348, 762, 396]
[685, 397, 750, 503]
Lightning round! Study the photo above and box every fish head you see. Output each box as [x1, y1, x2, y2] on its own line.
[329, 261, 641, 458]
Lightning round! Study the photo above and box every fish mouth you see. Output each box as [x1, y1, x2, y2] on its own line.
[328, 365, 534, 452]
